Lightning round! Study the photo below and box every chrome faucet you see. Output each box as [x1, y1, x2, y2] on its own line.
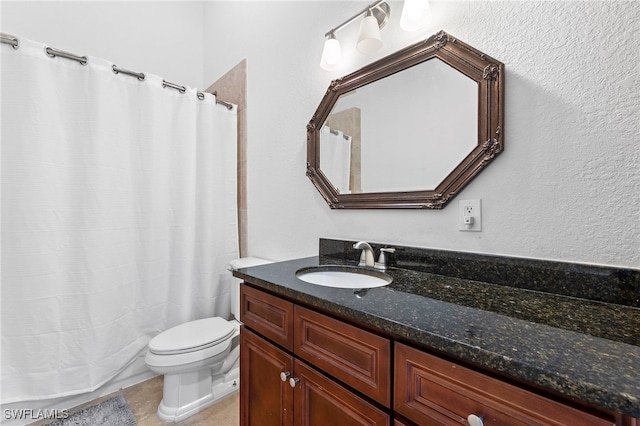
[353, 241, 375, 267]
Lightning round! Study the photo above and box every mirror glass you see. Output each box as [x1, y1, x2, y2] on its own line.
[307, 31, 504, 209]
[320, 58, 477, 193]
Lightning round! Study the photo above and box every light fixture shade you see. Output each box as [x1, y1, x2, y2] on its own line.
[320, 34, 342, 70]
[356, 12, 383, 54]
[400, 0, 431, 31]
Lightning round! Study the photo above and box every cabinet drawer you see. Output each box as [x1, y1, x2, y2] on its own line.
[294, 305, 391, 407]
[395, 343, 616, 426]
[241, 285, 294, 351]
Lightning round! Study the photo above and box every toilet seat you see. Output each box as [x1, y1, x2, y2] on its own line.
[149, 317, 235, 355]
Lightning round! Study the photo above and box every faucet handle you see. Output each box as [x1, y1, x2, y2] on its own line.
[375, 248, 396, 270]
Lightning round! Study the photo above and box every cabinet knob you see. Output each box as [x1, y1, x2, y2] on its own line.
[288, 377, 300, 388]
[279, 371, 291, 382]
[467, 414, 484, 426]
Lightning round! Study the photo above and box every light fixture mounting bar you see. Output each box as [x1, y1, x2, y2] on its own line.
[324, 0, 390, 37]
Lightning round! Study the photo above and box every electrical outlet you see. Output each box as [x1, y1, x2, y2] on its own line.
[459, 199, 482, 232]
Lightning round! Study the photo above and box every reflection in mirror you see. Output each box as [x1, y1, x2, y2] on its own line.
[321, 58, 477, 193]
[307, 30, 504, 209]
[322, 107, 361, 193]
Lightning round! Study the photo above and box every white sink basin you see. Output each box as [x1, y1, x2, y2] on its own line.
[296, 266, 392, 289]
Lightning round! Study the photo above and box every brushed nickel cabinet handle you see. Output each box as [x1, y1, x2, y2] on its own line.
[467, 414, 484, 426]
[279, 371, 291, 382]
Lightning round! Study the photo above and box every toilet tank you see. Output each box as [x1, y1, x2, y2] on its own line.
[228, 257, 272, 320]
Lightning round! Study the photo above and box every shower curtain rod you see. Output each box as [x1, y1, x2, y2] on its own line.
[325, 126, 351, 140]
[45, 46, 88, 65]
[1, 33, 234, 110]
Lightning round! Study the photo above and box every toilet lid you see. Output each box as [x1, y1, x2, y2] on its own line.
[148, 317, 235, 355]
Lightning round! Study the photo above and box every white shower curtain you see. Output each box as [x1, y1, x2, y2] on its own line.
[1, 37, 238, 403]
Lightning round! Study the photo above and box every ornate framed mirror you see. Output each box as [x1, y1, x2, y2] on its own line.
[306, 30, 504, 209]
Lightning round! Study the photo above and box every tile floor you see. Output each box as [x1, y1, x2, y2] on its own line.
[29, 376, 239, 426]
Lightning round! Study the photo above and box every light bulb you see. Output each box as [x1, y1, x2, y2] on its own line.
[400, 0, 431, 31]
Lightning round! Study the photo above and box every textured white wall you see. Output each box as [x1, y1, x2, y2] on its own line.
[1, 1, 205, 89]
[204, 1, 639, 268]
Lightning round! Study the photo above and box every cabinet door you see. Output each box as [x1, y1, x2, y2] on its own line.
[241, 328, 293, 426]
[292, 359, 390, 426]
[395, 343, 617, 426]
[241, 284, 294, 350]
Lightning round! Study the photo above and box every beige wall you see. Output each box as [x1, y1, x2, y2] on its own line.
[206, 60, 248, 257]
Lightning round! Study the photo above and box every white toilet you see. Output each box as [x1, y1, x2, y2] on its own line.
[145, 257, 271, 422]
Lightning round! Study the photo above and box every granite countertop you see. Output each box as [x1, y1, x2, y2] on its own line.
[233, 256, 640, 418]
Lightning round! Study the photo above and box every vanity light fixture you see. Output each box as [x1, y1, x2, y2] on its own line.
[320, 32, 342, 71]
[319, 0, 390, 71]
[357, 8, 384, 54]
[400, 0, 432, 31]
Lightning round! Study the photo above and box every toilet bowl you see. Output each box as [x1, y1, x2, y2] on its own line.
[144, 257, 271, 422]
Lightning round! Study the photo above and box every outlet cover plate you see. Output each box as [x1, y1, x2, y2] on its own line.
[459, 199, 482, 232]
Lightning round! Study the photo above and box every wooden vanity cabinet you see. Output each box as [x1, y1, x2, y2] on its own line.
[241, 283, 637, 426]
[240, 285, 391, 426]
